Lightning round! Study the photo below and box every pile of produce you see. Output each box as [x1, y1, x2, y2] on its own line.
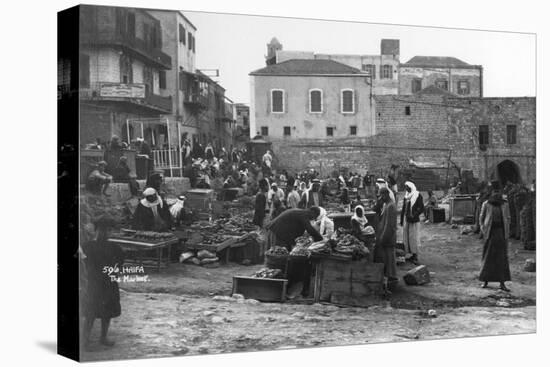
[133, 231, 176, 241]
[266, 246, 289, 257]
[202, 233, 227, 244]
[333, 234, 370, 259]
[179, 249, 220, 266]
[308, 240, 331, 255]
[253, 268, 284, 279]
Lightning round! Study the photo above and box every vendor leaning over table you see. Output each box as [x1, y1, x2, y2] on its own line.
[265, 207, 323, 251]
[132, 187, 174, 231]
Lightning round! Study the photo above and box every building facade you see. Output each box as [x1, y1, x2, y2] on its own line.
[399, 56, 483, 97]
[79, 5, 173, 148]
[249, 59, 374, 141]
[275, 39, 400, 95]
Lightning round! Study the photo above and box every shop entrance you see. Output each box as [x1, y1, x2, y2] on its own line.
[496, 160, 521, 185]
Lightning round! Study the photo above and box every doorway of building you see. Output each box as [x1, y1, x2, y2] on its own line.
[496, 160, 521, 185]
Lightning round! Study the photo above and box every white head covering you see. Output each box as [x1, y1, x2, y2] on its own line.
[140, 187, 163, 209]
[404, 181, 419, 204]
[376, 178, 395, 202]
[352, 205, 368, 226]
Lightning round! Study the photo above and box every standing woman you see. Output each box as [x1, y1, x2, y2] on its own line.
[81, 215, 124, 349]
[479, 181, 512, 291]
[400, 181, 424, 265]
[253, 179, 269, 228]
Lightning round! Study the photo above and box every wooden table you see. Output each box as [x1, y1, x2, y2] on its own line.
[107, 237, 179, 272]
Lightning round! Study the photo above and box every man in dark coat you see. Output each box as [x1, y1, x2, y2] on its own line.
[253, 179, 269, 228]
[265, 207, 323, 251]
[81, 215, 124, 349]
[479, 181, 512, 291]
[133, 188, 173, 231]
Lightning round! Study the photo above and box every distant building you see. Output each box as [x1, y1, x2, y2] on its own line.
[249, 59, 374, 140]
[78, 5, 173, 147]
[399, 56, 483, 97]
[275, 39, 400, 95]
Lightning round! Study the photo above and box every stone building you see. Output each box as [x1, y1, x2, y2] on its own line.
[78, 5, 173, 148]
[274, 39, 400, 95]
[249, 59, 374, 141]
[399, 56, 483, 97]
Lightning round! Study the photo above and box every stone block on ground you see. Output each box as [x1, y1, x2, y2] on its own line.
[403, 265, 431, 285]
[200, 257, 219, 265]
[197, 250, 217, 259]
[451, 216, 464, 225]
[523, 259, 536, 272]
[179, 251, 195, 263]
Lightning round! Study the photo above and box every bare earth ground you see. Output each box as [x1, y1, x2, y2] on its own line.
[81, 222, 536, 361]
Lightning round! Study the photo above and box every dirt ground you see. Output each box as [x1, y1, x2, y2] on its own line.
[81, 221, 536, 362]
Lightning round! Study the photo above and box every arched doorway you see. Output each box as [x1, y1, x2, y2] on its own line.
[496, 160, 522, 185]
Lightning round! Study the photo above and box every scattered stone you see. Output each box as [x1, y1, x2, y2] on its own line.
[203, 311, 215, 317]
[197, 249, 217, 259]
[244, 299, 261, 305]
[496, 300, 510, 307]
[403, 265, 431, 285]
[523, 259, 536, 272]
[460, 225, 474, 235]
[232, 293, 245, 300]
[427, 309, 437, 318]
[211, 316, 225, 324]
[291, 312, 305, 318]
[266, 316, 276, 322]
[171, 347, 189, 356]
[179, 251, 195, 263]
[241, 259, 252, 265]
[213, 295, 236, 302]
[189, 257, 201, 265]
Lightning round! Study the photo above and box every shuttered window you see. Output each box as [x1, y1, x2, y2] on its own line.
[188, 32, 193, 50]
[479, 125, 489, 145]
[381, 65, 393, 79]
[159, 70, 166, 89]
[412, 78, 422, 93]
[179, 25, 186, 45]
[341, 89, 354, 113]
[361, 64, 376, 79]
[261, 126, 269, 136]
[309, 89, 322, 113]
[326, 127, 334, 137]
[271, 90, 284, 113]
[506, 125, 517, 144]
[283, 126, 291, 136]
[458, 80, 470, 95]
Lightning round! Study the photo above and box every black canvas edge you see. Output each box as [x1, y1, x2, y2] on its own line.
[58, 5, 82, 362]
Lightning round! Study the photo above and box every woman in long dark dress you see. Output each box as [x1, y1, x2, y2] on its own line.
[479, 182, 512, 291]
[82, 215, 124, 348]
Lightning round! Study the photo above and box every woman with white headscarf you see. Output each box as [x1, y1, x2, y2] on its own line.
[351, 205, 369, 236]
[400, 181, 424, 265]
[133, 187, 173, 231]
[316, 207, 334, 238]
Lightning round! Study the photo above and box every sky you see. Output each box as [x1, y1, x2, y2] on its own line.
[182, 10, 536, 104]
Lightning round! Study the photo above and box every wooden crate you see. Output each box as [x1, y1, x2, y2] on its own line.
[312, 257, 384, 305]
[232, 276, 288, 302]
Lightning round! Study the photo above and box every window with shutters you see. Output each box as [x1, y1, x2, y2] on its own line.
[188, 32, 193, 50]
[405, 106, 411, 115]
[271, 89, 284, 113]
[179, 25, 186, 45]
[79, 53, 90, 88]
[457, 80, 470, 95]
[412, 78, 422, 93]
[326, 127, 334, 137]
[159, 70, 166, 89]
[309, 89, 323, 113]
[341, 89, 354, 114]
[120, 54, 133, 84]
[350, 126, 357, 136]
[381, 65, 393, 79]
[479, 125, 489, 146]
[261, 126, 269, 136]
[127, 12, 136, 38]
[506, 125, 517, 144]
[435, 79, 448, 91]
[283, 126, 291, 136]
[192, 36, 196, 52]
[361, 64, 376, 79]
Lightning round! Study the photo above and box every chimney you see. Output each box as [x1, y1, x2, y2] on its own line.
[381, 39, 400, 58]
[266, 37, 282, 65]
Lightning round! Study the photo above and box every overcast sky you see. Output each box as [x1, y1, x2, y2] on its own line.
[182, 10, 535, 103]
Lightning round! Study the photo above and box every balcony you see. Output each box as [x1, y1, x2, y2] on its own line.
[80, 82, 172, 114]
[80, 32, 171, 70]
[183, 93, 208, 110]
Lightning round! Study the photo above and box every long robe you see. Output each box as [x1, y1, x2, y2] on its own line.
[479, 200, 512, 282]
[82, 240, 124, 319]
[375, 201, 398, 279]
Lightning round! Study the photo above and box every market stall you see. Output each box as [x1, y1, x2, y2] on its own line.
[108, 230, 179, 272]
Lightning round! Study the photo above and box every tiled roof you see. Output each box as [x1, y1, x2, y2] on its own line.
[415, 85, 457, 97]
[250, 59, 366, 76]
[403, 56, 472, 68]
